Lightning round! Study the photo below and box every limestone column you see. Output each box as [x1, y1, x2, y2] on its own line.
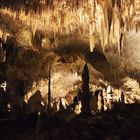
[80, 64, 91, 115]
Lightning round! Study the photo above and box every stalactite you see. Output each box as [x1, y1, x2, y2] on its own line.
[103, 0, 109, 47]
[46, 0, 50, 7]
[76, 0, 79, 9]
[119, 33, 123, 54]
[71, 0, 75, 12]
[136, 24, 138, 32]
[89, 0, 96, 52]
[117, 0, 122, 9]
[33, 0, 39, 14]
[136, 22, 140, 33]
[112, 2, 121, 55]
[100, 18, 105, 49]
[60, 10, 65, 28]
[112, 0, 115, 7]
[120, 17, 124, 53]
[89, 33, 95, 52]
[25, 0, 30, 16]
[108, 8, 113, 34]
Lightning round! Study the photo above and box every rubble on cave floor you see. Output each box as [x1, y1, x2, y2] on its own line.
[1, 103, 140, 140]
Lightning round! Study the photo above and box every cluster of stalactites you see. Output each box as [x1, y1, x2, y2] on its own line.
[95, 0, 140, 54]
[0, 0, 139, 53]
[85, 0, 139, 53]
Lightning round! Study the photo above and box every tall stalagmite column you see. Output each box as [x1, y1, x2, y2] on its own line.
[81, 64, 91, 115]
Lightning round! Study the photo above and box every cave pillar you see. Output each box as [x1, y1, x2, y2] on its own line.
[80, 64, 91, 115]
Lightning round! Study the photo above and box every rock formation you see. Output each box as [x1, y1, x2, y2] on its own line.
[28, 90, 44, 114]
[80, 64, 91, 115]
[97, 90, 104, 112]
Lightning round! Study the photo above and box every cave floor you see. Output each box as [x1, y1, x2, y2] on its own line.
[0, 103, 140, 140]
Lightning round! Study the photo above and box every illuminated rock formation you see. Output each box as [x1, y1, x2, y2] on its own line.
[97, 90, 104, 112]
[0, 0, 139, 53]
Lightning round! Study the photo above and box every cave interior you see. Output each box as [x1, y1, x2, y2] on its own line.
[0, 0, 140, 140]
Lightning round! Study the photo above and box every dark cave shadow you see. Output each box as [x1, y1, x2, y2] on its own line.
[0, 102, 140, 140]
[0, 1, 28, 14]
[54, 43, 112, 80]
[54, 43, 140, 87]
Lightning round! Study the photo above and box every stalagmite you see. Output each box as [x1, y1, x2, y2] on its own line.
[28, 90, 44, 113]
[106, 85, 113, 110]
[120, 92, 125, 104]
[80, 64, 91, 115]
[73, 96, 81, 114]
[97, 91, 104, 112]
[90, 90, 98, 113]
[59, 98, 64, 111]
